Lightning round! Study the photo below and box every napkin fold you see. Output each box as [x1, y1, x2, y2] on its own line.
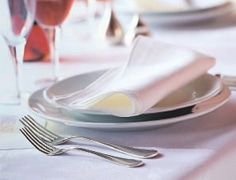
[54, 36, 215, 117]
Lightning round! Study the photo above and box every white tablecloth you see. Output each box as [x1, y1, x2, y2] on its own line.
[1, 4, 236, 180]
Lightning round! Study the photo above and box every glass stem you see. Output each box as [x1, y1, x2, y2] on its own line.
[45, 27, 61, 82]
[87, 0, 96, 29]
[8, 40, 26, 104]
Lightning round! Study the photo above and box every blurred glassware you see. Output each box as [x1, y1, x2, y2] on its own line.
[98, 1, 124, 45]
[0, 0, 36, 104]
[87, 0, 97, 26]
[34, 0, 74, 84]
[124, 14, 151, 46]
[24, 22, 50, 62]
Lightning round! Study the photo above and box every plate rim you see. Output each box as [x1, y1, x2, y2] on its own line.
[115, 1, 233, 24]
[115, 1, 232, 15]
[28, 84, 231, 131]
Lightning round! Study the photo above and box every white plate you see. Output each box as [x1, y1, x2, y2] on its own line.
[114, 0, 233, 24]
[28, 84, 230, 131]
[43, 70, 222, 115]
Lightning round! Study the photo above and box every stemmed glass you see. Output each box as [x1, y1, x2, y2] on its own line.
[0, 0, 36, 104]
[34, 0, 74, 84]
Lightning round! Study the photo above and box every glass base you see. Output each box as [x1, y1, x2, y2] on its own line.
[0, 94, 20, 105]
[0, 91, 31, 105]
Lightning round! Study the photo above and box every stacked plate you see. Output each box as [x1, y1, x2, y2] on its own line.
[114, 0, 233, 25]
[28, 70, 231, 131]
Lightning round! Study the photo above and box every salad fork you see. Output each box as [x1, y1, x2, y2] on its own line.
[20, 115, 158, 158]
[20, 127, 143, 167]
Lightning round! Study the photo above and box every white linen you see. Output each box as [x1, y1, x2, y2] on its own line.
[52, 36, 215, 117]
[0, 147, 212, 180]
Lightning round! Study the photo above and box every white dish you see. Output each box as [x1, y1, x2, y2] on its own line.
[28, 84, 230, 131]
[114, 0, 233, 24]
[43, 70, 222, 115]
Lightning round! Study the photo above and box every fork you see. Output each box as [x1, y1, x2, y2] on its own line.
[20, 115, 158, 158]
[20, 126, 144, 167]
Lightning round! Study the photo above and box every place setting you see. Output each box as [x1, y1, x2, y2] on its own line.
[27, 35, 231, 131]
[1, 0, 236, 178]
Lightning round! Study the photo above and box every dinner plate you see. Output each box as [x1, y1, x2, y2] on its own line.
[43, 70, 223, 115]
[114, 0, 233, 24]
[28, 83, 230, 131]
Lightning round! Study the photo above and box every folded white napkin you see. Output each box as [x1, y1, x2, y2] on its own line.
[55, 36, 215, 117]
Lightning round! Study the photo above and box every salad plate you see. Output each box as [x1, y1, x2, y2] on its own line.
[43, 70, 223, 115]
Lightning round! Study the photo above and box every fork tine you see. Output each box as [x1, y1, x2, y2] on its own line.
[25, 115, 58, 138]
[20, 117, 53, 144]
[20, 127, 55, 154]
[20, 115, 58, 141]
[20, 127, 144, 167]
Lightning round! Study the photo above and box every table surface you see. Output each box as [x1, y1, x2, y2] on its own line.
[1, 2, 236, 180]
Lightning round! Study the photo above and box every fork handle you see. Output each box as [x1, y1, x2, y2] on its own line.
[72, 147, 143, 167]
[67, 136, 158, 158]
[216, 74, 236, 90]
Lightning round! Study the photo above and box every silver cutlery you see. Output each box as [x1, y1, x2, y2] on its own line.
[20, 115, 158, 158]
[216, 74, 236, 90]
[20, 127, 143, 167]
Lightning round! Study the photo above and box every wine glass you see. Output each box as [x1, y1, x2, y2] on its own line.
[34, 0, 75, 84]
[0, 0, 36, 104]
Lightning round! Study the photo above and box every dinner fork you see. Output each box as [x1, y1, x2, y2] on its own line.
[20, 115, 158, 158]
[20, 127, 143, 167]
